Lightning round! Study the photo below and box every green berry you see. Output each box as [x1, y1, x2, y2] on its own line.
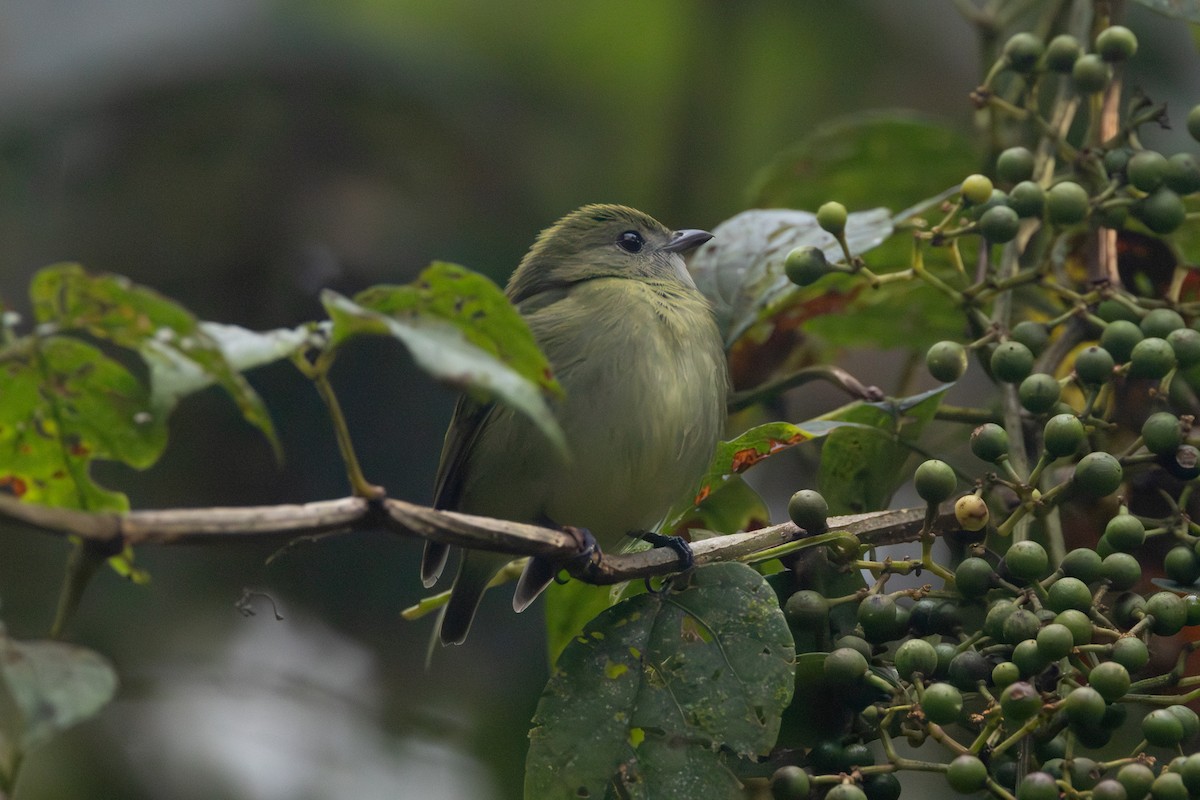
[947, 649, 990, 690]
[1018, 772, 1059, 800]
[1189, 104, 1200, 142]
[1100, 320, 1144, 363]
[1129, 336, 1178, 379]
[1003, 32, 1044, 73]
[894, 638, 939, 680]
[962, 174, 995, 206]
[1101, 552, 1142, 591]
[1164, 153, 1200, 194]
[991, 340, 1035, 383]
[1064, 685, 1106, 727]
[863, 774, 900, 800]
[1141, 308, 1186, 338]
[857, 594, 901, 643]
[1018, 373, 1061, 414]
[1186, 594, 1200, 625]
[1105, 147, 1133, 176]
[1061, 548, 1102, 583]
[1008, 181, 1045, 217]
[788, 489, 829, 532]
[1167, 328, 1200, 368]
[771, 766, 811, 800]
[1105, 512, 1146, 550]
[1128, 150, 1168, 192]
[1118, 764, 1156, 800]
[1089, 660, 1130, 702]
[1098, 299, 1140, 323]
[947, 755, 989, 794]
[970, 423, 1009, 462]
[1073, 451, 1123, 497]
[1143, 412, 1183, 456]
[1136, 188, 1186, 234]
[785, 590, 830, 630]
[1011, 321, 1049, 355]
[992, 661, 1020, 689]
[1046, 576, 1093, 612]
[1002, 608, 1041, 645]
[914, 459, 957, 504]
[1044, 35, 1083, 72]
[1055, 609, 1094, 645]
[1096, 25, 1138, 62]
[997, 147, 1036, 184]
[1074, 345, 1115, 383]
[816, 202, 848, 236]
[1004, 540, 1049, 583]
[921, 682, 963, 725]
[785, 246, 831, 287]
[926, 340, 968, 382]
[1110, 636, 1149, 671]
[826, 785, 868, 800]
[1147, 591, 1187, 636]
[1093, 780, 1128, 800]
[1144, 708, 1185, 747]
[980, 205, 1021, 243]
[1151, 773, 1188, 800]
[834, 634, 872, 661]
[1168, 704, 1200, 741]
[1096, 202, 1128, 230]
[1036, 622, 1075, 660]
[823, 647, 869, 684]
[1043, 413, 1085, 458]
[1165, 546, 1200, 586]
[955, 556, 996, 598]
[1072, 54, 1111, 93]
[1012, 638, 1049, 676]
[1045, 181, 1090, 224]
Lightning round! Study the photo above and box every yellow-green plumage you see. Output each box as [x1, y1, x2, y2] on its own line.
[423, 204, 727, 645]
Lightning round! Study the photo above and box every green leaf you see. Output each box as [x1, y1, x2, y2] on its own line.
[324, 262, 566, 453]
[0, 336, 167, 510]
[818, 385, 949, 514]
[0, 629, 118, 783]
[526, 563, 795, 799]
[688, 208, 893, 347]
[29, 264, 279, 457]
[542, 579, 628, 668]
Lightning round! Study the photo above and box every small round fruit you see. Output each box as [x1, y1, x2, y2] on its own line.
[1118, 763, 1156, 800]
[841, 743, 875, 771]
[1044, 34, 1083, 72]
[1128, 149, 1168, 192]
[1002, 608, 1041, 644]
[1151, 773, 1188, 800]
[1046, 180, 1090, 224]
[1168, 328, 1200, 369]
[1186, 594, 1200, 625]
[1064, 685, 1106, 727]
[1056, 609, 1094, 645]
[1136, 188, 1187, 234]
[1101, 552, 1142, 591]
[980, 205, 1021, 243]
[961, 174, 995, 205]
[914, 459, 957, 504]
[1000, 680, 1042, 721]
[788, 489, 829, 532]
[992, 661, 1020, 689]
[1074, 345, 1115, 384]
[785, 246, 830, 287]
[1073, 451, 1123, 497]
[1043, 413, 1086, 458]
[1114, 591, 1147, 628]
[1072, 54, 1111, 93]
[857, 595, 901, 643]
[1047, 576, 1093, 613]
[997, 147, 1036, 185]
[771, 766, 811, 800]
[1160, 444, 1200, 480]
[895, 638, 939, 680]
[1129, 336, 1177, 379]
[922, 681, 963, 725]
[1183, 754, 1200, 794]
[785, 590, 830, 630]
[1036, 622, 1075, 660]
[1105, 147, 1133, 177]
[1096, 25, 1138, 61]
[1165, 546, 1200, 586]
[1061, 548, 1102, 583]
[947, 650, 991, 690]
[1143, 412, 1183, 457]
[1012, 639, 1049, 676]
[1144, 707, 1185, 747]
[1165, 152, 1200, 194]
[954, 494, 989, 532]
[834, 634, 872, 661]
[947, 754, 989, 793]
[927, 340, 968, 382]
[826, 785, 867, 800]
[1011, 321, 1050, 355]
[863, 774, 901, 800]
[1089, 660, 1131, 702]
[1105, 512, 1147, 551]
[1189, 104, 1200, 142]
[955, 557, 995, 599]
[1008, 181, 1045, 217]
[970, 423, 1009, 462]
[1110, 636, 1149, 671]
[1019, 373, 1061, 413]
[1147, 591, 1187, 636]
[1141, 308, 1186, 338]
[1004, 32, 1044, 73]
[824, 647, 869, 684]
[1093, 780, 1127, 800]
[984, 600, 1019, 639]
[1168, 704, 1200, 741]
[992, 341, 1035, 382]
[1004, 540, 1049, 583]
[1100, 320, 1144, 363]
[1018, 772, 1058, 800]
[816, 202, 848, 236]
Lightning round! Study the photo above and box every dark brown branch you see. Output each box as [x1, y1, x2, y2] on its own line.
[0, 494, 953, 584]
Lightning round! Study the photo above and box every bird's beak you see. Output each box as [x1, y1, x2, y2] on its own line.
[663, 229, 714, 253]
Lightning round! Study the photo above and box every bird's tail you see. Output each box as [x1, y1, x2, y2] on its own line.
[438, 550, 512, 645]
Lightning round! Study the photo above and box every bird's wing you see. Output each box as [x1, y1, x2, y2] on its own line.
[420, 393, 496, 586]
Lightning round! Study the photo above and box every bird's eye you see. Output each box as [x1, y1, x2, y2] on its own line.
[616, 230, 644, 253]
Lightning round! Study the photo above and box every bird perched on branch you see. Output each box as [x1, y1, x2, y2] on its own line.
[421, 204, 728, 645]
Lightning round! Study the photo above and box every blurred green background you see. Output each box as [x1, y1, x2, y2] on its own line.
[1, 2, 1197, 798]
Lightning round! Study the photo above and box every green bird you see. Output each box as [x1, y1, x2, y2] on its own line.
[422, 204, 727, 645]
